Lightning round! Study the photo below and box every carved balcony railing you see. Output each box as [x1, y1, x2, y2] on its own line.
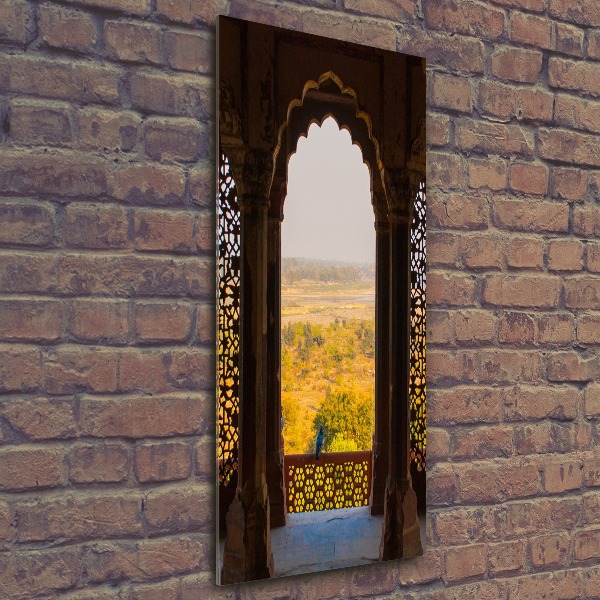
[284, 451, 372, 513]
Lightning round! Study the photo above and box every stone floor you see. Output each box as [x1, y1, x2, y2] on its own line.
[219, 506, 427, 579]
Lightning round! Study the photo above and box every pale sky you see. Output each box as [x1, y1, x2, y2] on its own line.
[282, 117, 375, 264]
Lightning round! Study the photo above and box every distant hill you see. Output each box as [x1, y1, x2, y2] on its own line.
[282, 257, 375, 284]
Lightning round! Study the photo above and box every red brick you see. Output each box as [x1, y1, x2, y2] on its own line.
[71, 299, 129, 343]
[190, 161, 213, 207]
[0, 344, 42, 392]
[0, 54, 121, 104]
[506, 236, 544, 269]
[0, 549, 80, 598]
[0, 298, 62, 341]
[144, 483, 211, 532]
[80, 393, 204, 438]
[575, 528, 600, 561]
[134, 301, 192, 342]
[104, 20, 161, 64]
[156, 0, 227, 24]
[427, 471, 458, 507]
[428, 233, 460, 268]
[549, 57, 600, 97]
[511, 570, 583, 600]
[125, 581, 180, 600]
[545, 460, 584, 493]
[451, 426, 512, 460]
[455, 119, 534, 157]
[427, 350, 478, 386]
[1, 396, 76, 439]
[552, 167, 588, 200]
[483, 274, 560, 308]
[509, 162, 548, 195]
[428, 387, 502, 425]
[537, 313, 574, 344]
[468, 159, 507, 194]
[39, 3, 98, 52]
[548, 351, 598, 382]
[343, 0, 416, 21]
[492, 199, 568, 233]
[144, 118, 203, 162]
[427, 271, 477, 307]
[136, 442, 191, 483]
[196, 303, 215, 345]
[548, 239, 583, 271]
[429, 153, 467, 190]
[10, 99, 73, 146]
[589, 30, 600, 59]
[461, 462, 540, 503]
[424, 0, 504, 40]
[0, 0, 35, 45]
[504, 385, 578, 421]
[453, 309, 497, 343]
[0, 447, 65, 491]
[428, 191, 488, 230]
[0, 201, 55, 246]
[490, 0, 544, 10]
[64, 203, 128, 249]
[516, 88, 554, 122]
[68, 443, 130, 483]
[488, 540, 525, 575]
[585, 566, 600, 599]
[530, 533, 570, 568]
[492, 47, 543, 84]
[498, 311, 535, 344]
[554, 94, 600, 135]
[431, 73, 472, 113]
[478, 349, 542, 384]
[65, 0, 151, 15]
[164, 30, 213, 74]
[78, 109, 140, 152]
[585, 384, 600, 418]
[195, 437, 212, 478]
[427, 113, 450, 146]
[478, 81, 515, 121]
[445, 543, 487, 582]
[511, 12, 552, 49]
[426, 427, 451, 463]
[111, 162, 186, 205]
[132, 208, 194, 252]
[16, 493, 142, 541]
[0, 499, 12, 543]
[584, 492, 600, 523]
[555, 22, 584, 57]
[564, 277, 600, 309]
[130, 70, 211, 119]
[589, 243, 600, 272]
[434, 505, 500, 545]
[180, 574, 237, 600]
[85, 536, 207, 583]
[515, 422, 573, 454]
[591, 173, 600, 202]
[549, 0, 600, 27]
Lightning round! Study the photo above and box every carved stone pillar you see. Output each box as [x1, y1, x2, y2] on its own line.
[266, 179, 287, 527]
[221, 149, 275, 584]
[380, 171, 422, 560]
[370, 214, 390, 516]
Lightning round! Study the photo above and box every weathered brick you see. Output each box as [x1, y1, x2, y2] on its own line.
[427, 113, 450, 146]
[135, 442, 191, 483]
[16, 493, 142, 541]
[429, 153, 467, 190]
[0, 201, 55, 247]
[483, 274, 560, 308]
[589, 243, 600, 273]
[461, 462, 540, 503]
[509, 162, 548, 195]
[45, 346, 118, 394]
[133, 301, 192, 342]
[478, 350, 542, 384]
[585, 566, 600, 599]
[0, 299, 62, 341]
[78, 109, 140, 152]
[453, 310, 497, 343]
[194, 437, 212, 478]
[498, 312, 535, 345]
[105, 20, 162, 65]
[434, 505, 499, 545]
[451, 426, 512, 460]
[71, 299, 129, 343]
[144, 118, 203, 162]
[164, 30, 213, 74]
[555, 95, 600, 135]
[516, 88, 554, 122]
[515, 422, 574, 454]
[564, 277, 600, 309]
[427, 386, 504, 425]
[552, 166, 588, 200]
[0, 344, 42, 392]
[530, 533, 570, 568]
[584, 492, 600, 522]
[445, 543, 488, 582]
[504, 385, 578, 422]
[488, 540, 525, 575]
[39, 3, 98, 52]
[506, 497, 581, 538]
[589, 30, 600, 60]
[428, 350, 479, 386]
[0, 549, 80, 598]
[506, 236, 544, 269]
[144, 484, 211, 531]
[511, 12, 552, 49]
[68, 443, 130, 483]
[80, 393, 204, 438]
[0, 0, 35, 45]
[428, 191, 488, 230]
[156, 0, 227, 24]
[130, 70, 212, 119]
[548, 351, 598, 382]
[544, 460, 583, 494]
[478, 81, 515, 122]
[429, 310, 454, 344]
[492, 199, 568, 233]
[0, 447, 65, 491]
[180, 574, 236, 600]
[427, 271, 477, 307]
[133, 209, 196, 253]
[64, 204, 128, 249]
[0, 54, 121, 104]
[343, 0, 416, 21]
[455, 120, 534, 157]
[511, 570, 583, 600]
[575, 529, 600, 561]
[63, 0, 151, 15]
[548, 239, 583, 271]
[585, 384, 600, 418]
[490, 0, 544, 10]
[10, 99, 73, 146]
[427, 471, 459, 507]
[549, 0, 600, 27]
[492, 47, 543, 84]
[555, 22, 584, 57]
[110, 163, 186, 206]
[468, 158, 507, 192]
[424, 0, 504, 39]
[549, 57, 600, 97]
[537, 313, 574, 344]
[428, 232, 461, 267]
[189, 161, 213, 207]
[125, 581, 180, 600]
[431, 73, 471, 113]
[1, 396, 76, 439]
[591, 173, 600, 202]
[196, 302, 215, 345]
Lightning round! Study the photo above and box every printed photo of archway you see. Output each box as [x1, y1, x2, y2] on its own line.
[216, 15, 426, 584]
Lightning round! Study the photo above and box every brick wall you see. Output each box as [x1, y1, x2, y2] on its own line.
[0, 0, 599, 598]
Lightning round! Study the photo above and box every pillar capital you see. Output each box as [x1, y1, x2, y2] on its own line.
[225, 147, 275, 209]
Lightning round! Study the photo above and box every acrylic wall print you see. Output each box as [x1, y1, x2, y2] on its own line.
[216, 15, 426, 584]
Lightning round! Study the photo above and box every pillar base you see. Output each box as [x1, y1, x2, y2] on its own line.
[220, 484, 274, 584]
[380, 476, 423, 561]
